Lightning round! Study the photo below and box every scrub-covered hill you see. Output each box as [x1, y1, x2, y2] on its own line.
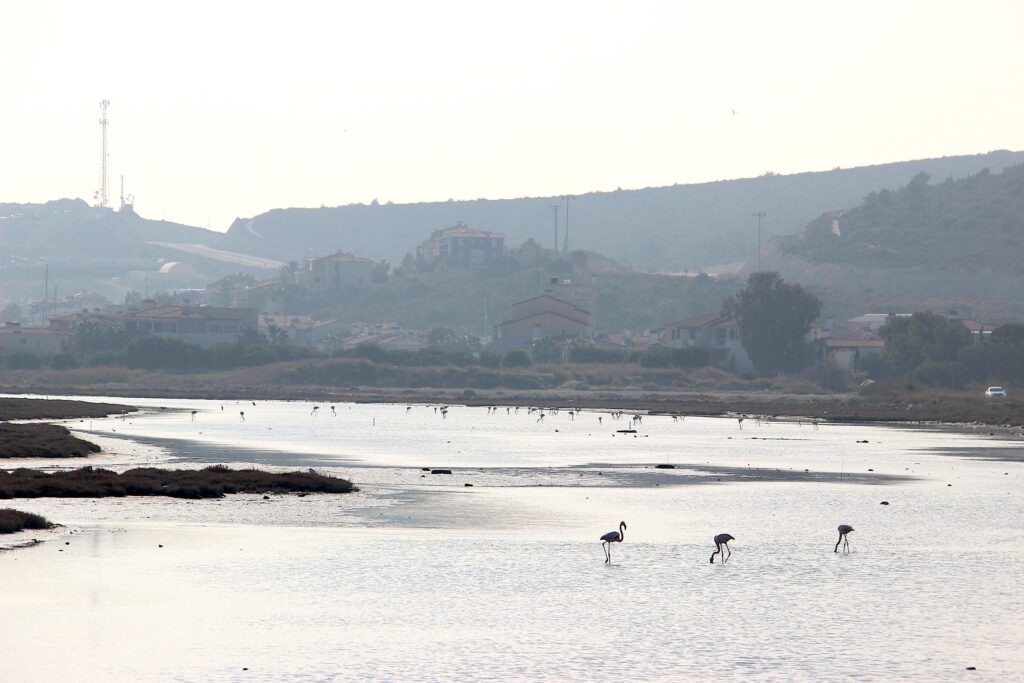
[757, 163, 1024, 322]
[219, 151, 1024, 272]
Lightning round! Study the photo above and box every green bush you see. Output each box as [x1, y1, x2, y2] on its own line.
[4, 351, 41, 370]
[478, 351, 502, 368]
[567, 346, 628, 364]
[640, 347, 672, 368]
[502, 350, 531, 368]
[50, 353, 79, 370]
[88, 350, 124, 367]
[670, 347, 711, 368]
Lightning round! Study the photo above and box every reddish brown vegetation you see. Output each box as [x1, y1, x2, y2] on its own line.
[0, 423, 101, 458]
[0, 465, 357, 500]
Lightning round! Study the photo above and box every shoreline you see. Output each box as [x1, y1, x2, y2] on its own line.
[4, 384, 1023, 430]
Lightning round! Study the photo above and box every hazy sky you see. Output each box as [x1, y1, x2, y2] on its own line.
[2, 1, 1022, 231]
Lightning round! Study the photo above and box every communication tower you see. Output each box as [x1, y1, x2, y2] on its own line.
[94, 100, 110, 207]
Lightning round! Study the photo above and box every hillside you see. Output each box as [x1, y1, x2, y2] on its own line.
[305, 245, 738, 333]
[0, 199, 252, 302]
[219, 151, 1024, 271]
[0, 198, 220, 263]
[756, 163, 1024, 322]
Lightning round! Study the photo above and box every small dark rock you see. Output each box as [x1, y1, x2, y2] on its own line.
[65, 541, 70, 545]
[263, 495, 270, 500]
[880, 501, 890, 505]
[431, 469, 452, 475]
[159, 544, 164, 547]
[464, 483, 473, 487]
[966, 666, 976, 671]
[868, 468, 874, 472]
[655, 464, 676, 469]
[421, 467, 430, 471]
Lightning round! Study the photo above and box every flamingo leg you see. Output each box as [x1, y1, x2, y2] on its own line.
[603, 542, 609, 564]
[835, 535, 842, 553]
[724, 543, 731, 563]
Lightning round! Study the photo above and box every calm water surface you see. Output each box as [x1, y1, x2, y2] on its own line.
[2, 395, 1022, 681]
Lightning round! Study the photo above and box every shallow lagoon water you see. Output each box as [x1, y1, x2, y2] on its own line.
[2, 395, 1023, 681]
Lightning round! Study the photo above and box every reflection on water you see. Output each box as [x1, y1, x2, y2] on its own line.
[1, 395, 1022, 681]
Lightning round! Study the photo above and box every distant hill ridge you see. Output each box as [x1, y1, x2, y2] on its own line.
[220, 151, 1024, 271]
[753, 162, 1024, 322]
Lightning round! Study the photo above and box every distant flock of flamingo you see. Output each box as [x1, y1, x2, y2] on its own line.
[194, 401, 856, 564]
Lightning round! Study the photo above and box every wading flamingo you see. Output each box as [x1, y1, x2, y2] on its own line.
[710, 533, 734, 564]
[600, 521, 627, 564]
[835, 524, 854, 553]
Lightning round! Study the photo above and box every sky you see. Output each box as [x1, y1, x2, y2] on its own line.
[1, 0, 1022, 231]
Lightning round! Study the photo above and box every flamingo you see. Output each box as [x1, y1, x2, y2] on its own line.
[239, 411, 245, 422]
[710, 533, 734, 564]
[835, 524, 854, 553]
[311, 406, 319, 416]
[190, 410, 197, 421]
[600, 521, 627, 564]
[331, 405, 336, 416]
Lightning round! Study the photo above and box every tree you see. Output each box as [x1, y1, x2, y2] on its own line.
[265, 323, 290, 347]
[879, 313, 973, 374]
[1, 302, 23, 322]
[723, 272, 821, 376]
[990, 323, 1024, 346]
[123, 336, 200, 371]
[73, 320, 128, 361]
[5, 351, 40, 369]
[502, 349, 531, 368]
[427, 326, 481, 353]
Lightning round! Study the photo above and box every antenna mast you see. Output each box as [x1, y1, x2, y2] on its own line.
[96, 100, 110, 207]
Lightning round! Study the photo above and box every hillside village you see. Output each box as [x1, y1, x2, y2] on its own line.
[2, 161, 1023, 390]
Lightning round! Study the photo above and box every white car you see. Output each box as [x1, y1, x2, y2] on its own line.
[984, 386, 1007, 398]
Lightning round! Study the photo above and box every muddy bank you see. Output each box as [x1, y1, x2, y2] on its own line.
[0, 397, 134, 421]
[0, 423, 101, 458]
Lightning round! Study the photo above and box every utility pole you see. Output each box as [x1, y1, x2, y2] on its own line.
[563, 196, 576, 254]
[548, 204, 560, 251]
[95, 100, 110, 208]
[752, 210, 766, 271]
[42, 261, 48, 325]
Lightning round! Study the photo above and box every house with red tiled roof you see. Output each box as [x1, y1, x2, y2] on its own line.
[0, 322, 68, 359]
[496, 294, 592, 350]
[661, 312, 753, 372]
[417, 223, 504, 268]
[120, 302, 257, 348]
[303, 251, 375, 295]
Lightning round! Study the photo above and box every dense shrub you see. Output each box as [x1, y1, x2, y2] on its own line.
[568, 347, 629, 364]
[0, 508, 53, 533]
[50, 353, 79, 370]
[478, 350, 502, 368]
[5, 351, 41, 370]
[88, 350, 124, 367]
[0, 465, 356, 499]
[670, 347, 711, 368]
[502, 350, 531, 368]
